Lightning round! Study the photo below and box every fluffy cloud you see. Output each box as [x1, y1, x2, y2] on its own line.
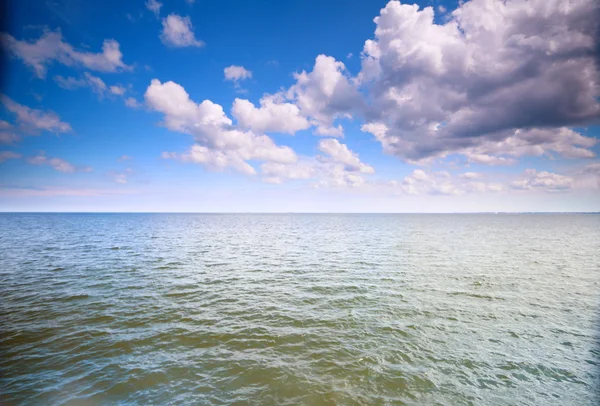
[286, 55, 363, 137]
[317, 139, 374, 173]
[224, 65, 252, 82]
[460, 128, 597, 165]
[146, 79, 297, 174]
[510, 169, 574, 192]
[260, 140, 375, 187]
[232, 96, 310, 134]
[146, 0, 162, 17]
[1, 95, 71, 135]
[109, 85, 126, 96]
[459, 172, 481, 180]
[358, 0, 600, 161]
[160, 14, 204, 48]
[392, 169, 504, 195]
[1, 29, 132, 78]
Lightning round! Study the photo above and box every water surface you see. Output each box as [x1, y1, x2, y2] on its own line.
[1, 213, 599, 404]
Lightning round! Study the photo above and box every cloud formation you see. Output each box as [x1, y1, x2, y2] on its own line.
[232, 96, 310, 134]
[224, 65, 252, 82]
[160, 14, 204, 48]
[1, 95, 71, 136]
[286, 55, 363, 137]
[358, 0, 600, 162]
[146, 79, 297, 174]
[54, 72, 108, 97]
[145, 0, 162, 18]
[260, 140, 375, 187]
[510, 169, 574, 193]
[26, 152, 90, 173]
[1, 30, 132, 78]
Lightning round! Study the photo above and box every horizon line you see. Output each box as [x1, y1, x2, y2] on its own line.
[0, 211, 599, 215]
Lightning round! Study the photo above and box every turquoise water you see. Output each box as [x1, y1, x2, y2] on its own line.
[0, 213, 599, 405]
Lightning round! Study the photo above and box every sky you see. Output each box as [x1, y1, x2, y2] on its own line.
[0, 0, 599, 212]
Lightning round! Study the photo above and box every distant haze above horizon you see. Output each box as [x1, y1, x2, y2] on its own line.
[1, 0, 599, 212]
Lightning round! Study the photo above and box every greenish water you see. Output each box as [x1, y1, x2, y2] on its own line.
[0, 213, 599, 405]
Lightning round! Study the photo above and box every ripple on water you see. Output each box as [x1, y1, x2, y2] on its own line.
[0, 213, 599, 405]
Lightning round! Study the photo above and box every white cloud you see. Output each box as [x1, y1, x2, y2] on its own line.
[400, 170, 462, 196]
[125, 97, 141, 109]
[459, 128, 597, 165]
[1, 95, 71, 135]
[358, 0, 600, 161]
[510, 169, 574, 193]
[1, 29, 132, 78]
[317, 139, 374, 173]
[109, 85, 126, 96]
[224, 65, 252, 82]
[54, 72, 107, 97]
[259, 140, 374, 187]
[385, 169, 506, 196]
[160, 14, 204, 48]
[146, 79, 297, 174]
[111, 167, 133, 184]
[145, 0, 162, 17]
[26, 152, 81, 173]
[459, 172, 481, 180]
[0, 151, 21, 163]
[285, 54, 363, 137]
[232, 96, 310, 134]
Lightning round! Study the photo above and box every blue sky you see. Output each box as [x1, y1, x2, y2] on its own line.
[0, 0, 599, 212]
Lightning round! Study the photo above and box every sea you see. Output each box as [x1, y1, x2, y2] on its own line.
[0, 213, 599, 405]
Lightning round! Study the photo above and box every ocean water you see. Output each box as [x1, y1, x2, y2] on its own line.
[0, 213, 599, 405]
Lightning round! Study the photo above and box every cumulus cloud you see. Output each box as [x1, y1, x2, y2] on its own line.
[286, 54, 364, 137]
[1, 95, 71, 135]
[317, 139, 374, 173]
[160, 14, 204, 48]
[510, 169, 574, 193]
[145, 0, 162, 17]
[232, 96, 310, 134]
[146, 79, 297, 174]
[358, 0, 600, 161]
[224, 65, 252, 82]
[260, 140, 375, 187]
[1, 29, 132, 78]
[461, 128, 597, 165]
